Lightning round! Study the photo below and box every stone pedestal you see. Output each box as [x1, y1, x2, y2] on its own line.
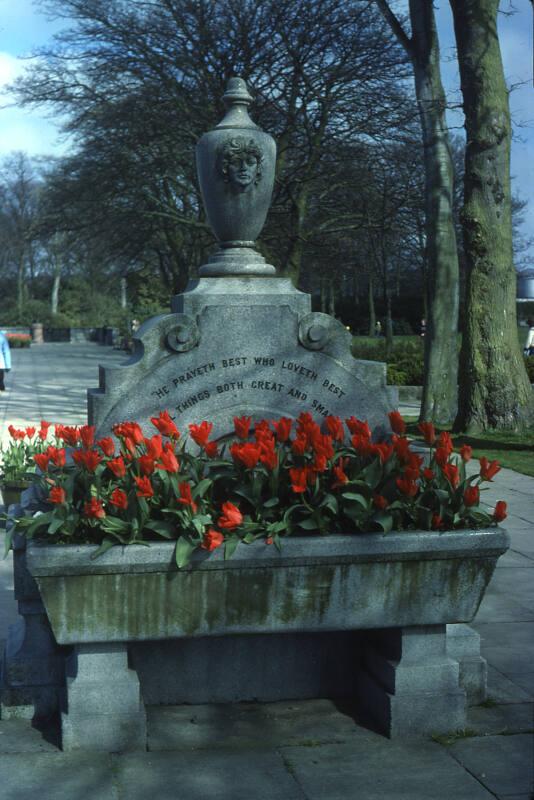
[61, 644, 146, 752]
[358, 625, 466, 737]
[1, 515, 65, 721]
[31, 322, 43, 344]
[446, 623, 487, 705]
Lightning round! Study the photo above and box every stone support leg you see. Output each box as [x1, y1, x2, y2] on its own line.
[446, 623, 487, 705]
[61, 643, 146, 752]
[357, 625, 466, 737]
[1, 526, 65, 720]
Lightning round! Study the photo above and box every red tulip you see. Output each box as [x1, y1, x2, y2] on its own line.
[107, 456, 126, 478]
[460, 445, 472, 462]
[49, 486, 66, 504]
[325, 415, 344, 442]
[79, 425, 96, 448]
[479, 457, 501, 481]
[463, 485, 480, 507]
[177, 482, 198, 512]
[442, 463, 459, 488]
[135, 476, 154, 498]
[217, 502, 243, 529]
[83, 497, 106, 518]
[345, 417, 371, 439]
[34, 453, 50, 472]
[272, 417, 292, 442]
[97, 437, 115, 457]
[189, 421, 214, 447]
[201, 528, 225, 551]
[150, 411, 179, 439]
[388, 411, 406, 436]
[418, 421, 436, 445]
[109, 488, 128, 509]
[233, 415, 252, 440]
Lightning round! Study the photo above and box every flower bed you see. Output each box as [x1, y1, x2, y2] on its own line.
[6, 333, 31, 348]
[1, 422, 52, 483]
[8, 411, 507, 567]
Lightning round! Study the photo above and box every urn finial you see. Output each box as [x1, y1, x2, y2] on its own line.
[196, 77, 276, 277]
[217, 78, 256, 130]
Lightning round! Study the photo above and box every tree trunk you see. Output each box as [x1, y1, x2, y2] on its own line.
[120, 277, 127, 309]
[320, 278, 327, 313]
[327, 280, 336, 317]
[376, 0, 460, 425]
[368, 273, 376, 337]
[17, 252, 25, 316]
[51, 271, 61, 315]
[450, 0, 534, 431]
[385, 296, 394, 359]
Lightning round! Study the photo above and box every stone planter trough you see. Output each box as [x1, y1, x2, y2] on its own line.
[25, 527, 509, 750]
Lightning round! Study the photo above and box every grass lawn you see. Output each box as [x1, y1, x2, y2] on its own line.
[402, 416, 534, 477]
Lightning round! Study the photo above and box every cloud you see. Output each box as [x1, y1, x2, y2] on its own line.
[0, 50, 25, 89]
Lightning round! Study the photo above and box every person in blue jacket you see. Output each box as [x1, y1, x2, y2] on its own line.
[0, 331, 12, 391]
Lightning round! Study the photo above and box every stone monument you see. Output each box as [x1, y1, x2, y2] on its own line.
[1, 79, 502, 749]
[88, 77, 395, 440]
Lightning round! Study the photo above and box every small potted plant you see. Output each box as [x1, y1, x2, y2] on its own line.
[1, 421, 51, 508]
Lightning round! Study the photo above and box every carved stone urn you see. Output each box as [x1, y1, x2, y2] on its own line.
[196, 77, 276, 276]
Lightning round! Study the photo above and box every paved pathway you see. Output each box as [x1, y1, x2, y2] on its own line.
[0, 342, 533, 799]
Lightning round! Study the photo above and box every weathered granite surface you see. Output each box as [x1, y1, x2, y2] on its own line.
[26, 530, 509, 644]
[88, 296, 395, 440]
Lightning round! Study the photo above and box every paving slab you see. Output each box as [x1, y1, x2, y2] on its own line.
[0, 717, 60, 753]
[113, 749, 307, 800]
[0, 752, 118, 800]
[495, 795, 533, 800]
[505, 673, 534, 695]
[280, 739, 497, 800]
[448, 733, 534, 796]
[487, 666, 534, 703]
[147, 699, 362, 752]
[496, 550, 534, 568]
[467, 702, 534, 735]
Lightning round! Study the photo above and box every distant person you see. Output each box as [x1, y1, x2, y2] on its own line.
[374, 320, 382, 337]
[420, 318, 426, 337]
[524, 318, 534, 356]
[0, 330, 12, 392]
[131, 319, 140, 334]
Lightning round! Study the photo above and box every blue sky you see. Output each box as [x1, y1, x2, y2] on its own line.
[0, 0, 533, 254]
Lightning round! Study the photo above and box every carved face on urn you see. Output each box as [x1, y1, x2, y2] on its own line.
[219, 136, 263, 191]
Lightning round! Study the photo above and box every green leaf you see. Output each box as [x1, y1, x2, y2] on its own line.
[361, 459, 382, 489]
[297, 517, 319, 530]
[192, 478, 212, 500]
[143, 519, 175, 539]
[266, 520, 288, 534]
[273, 532, 282, 552]
[233, 487, 256, 505]
[101, 516, 130, 532]
[175, 535, 196, 569]
[263, 497, 279, 508]
[26, 511, 54, 536]
[371, 512, 393, 533]
[341, 492, 369, 508]
[90, 538, 117, 559]
[321, 493, 338, 514]
[242, 532, 258, 544]
[48, 516, 66, 536]
[224, 536, 240, 559]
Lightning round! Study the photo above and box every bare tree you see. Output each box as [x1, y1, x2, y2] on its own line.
[450, 0, 534, 431]
[376, 0, 460, 424]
